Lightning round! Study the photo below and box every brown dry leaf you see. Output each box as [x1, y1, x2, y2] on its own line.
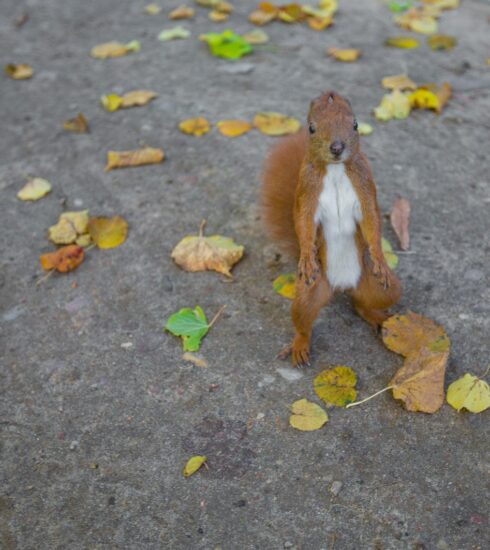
[90, 41, 140, 59]
[427, 34, 456, 50]
[253, 112, 300, 136]
[178, 117, 210, 136]
[381, 74, 416, 91]
[120, 90, 158, 108]
[182, 352, 209, 368]
[307, 15, 333, 30]
[169, 5, 195, 19]
[171, 221, 244, 277]
[105, 147, 165, 171]
[243, 29, 269, 44]
[216, 119, 252, 137]
[88, 216, 128, 249]
[249, 4, 277, 26]
[209, 10, 228, 22]
[410, 83, 451, 114]
[63, 113, 89, 133]
[40, 245, 84, 273]
[4, 63, 33, 79]
[390, 197, 411, 250]
[390, 348, 448, 413]
[382, 312, 450, 357]
[327, 47, 361, 62]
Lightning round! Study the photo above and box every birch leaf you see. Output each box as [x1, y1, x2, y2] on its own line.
[178, 117, 210, 136]
[289, 399, 328, 431]
[105, 147, 165, 170]
[216, 119, 252, 137]
[427, 34, 456, 50]
[144, 4, 161, 15]
[314, 366, 357, 407]
[17, 178, 52, 201]
[447, 374, 490, 413]
[409, 83, 451, 114]
[88, 216, 128, 249]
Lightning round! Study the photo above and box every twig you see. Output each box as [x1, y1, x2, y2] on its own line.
[346, 386, 394, 408]
[482, 364, 490, 378]
[36, 269, 55, 286]
[199, 219, 207, 238]
[208, 304, 227, 330]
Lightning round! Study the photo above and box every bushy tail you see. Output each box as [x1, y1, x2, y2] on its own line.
[260, 129, 307, 259]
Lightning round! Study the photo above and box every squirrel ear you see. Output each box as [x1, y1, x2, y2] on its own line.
[327, 93, 334, 104]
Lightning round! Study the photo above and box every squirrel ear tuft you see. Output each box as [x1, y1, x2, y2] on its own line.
[327, 93, 334, 104]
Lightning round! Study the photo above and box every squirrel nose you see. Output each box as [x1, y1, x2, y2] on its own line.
[330, 141, 345, 156]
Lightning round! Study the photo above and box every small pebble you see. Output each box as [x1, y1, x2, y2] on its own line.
[73, 198, 84, 207]
[284, 542, 294, 549]
[69, 440, 79, 451]
[330, 481, 343, 496]
[256, 412, 265, 420]
[121, 342, 133, 349]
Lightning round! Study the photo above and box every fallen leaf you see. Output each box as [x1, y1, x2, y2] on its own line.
[427, 34, 456, 50]
[216, 119, 252, 137]
[409, 83, 451, 113]
[90, 41, 140, 58]
[100, 94, 122, 112]
[327, 47, 361, 62]
[272, 273, 296, 299]
[243, 29, 269, 44]
[145, 3, 162, 15]
[318, 0, 338, 13]
[4, 63, 33, 79]
[382, 238, 398, 269]
[390, 197, 410, 250]
[183, 455, 207, 477]
[388, 1, 413, 12]
[182, 352, 209, 368]
[209, 10, 228, 22]
[63, 113, 89, 133]
[17, 178, 52, 201]
[395, 11, 438, 35]
[307, 15, 333, 30]
[446, 373, 490, 413]
[200, 30, 252, 59]
[314, 366, 357, 407]
[357, 122, 373, 136]
[390, 347, 448, 413]
[384, 36, 419, 49]
[165, 306, 210, 351]
[48, 211, 90, 244]
[196, 0, 220, 5]
[169, 5, 195, 19]
[171, 221, 244, 277]
[249, 7, 277, 26]
[76, 233, 92, 247]
[381, 73, 417, 91]
[40, 245, 84, 273]
[215, 1, 234, 13]
[88, 216, 128, 249]
[105, 147, 165, 170]
[253, 112, 300, 136]
[374, 90, 411, 121]
[158, 26, 191, 41]
[289, 399, 328, 431]
[424, 0, 459, 9]
[382, 312, 450, 357]
[178, 117, 211, 136]
[101, 90, 158, 111]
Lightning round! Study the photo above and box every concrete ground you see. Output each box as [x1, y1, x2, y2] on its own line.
[1, 0, 489, 548]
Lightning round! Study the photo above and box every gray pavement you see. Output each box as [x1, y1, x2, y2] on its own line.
[1, 0, 489, 548]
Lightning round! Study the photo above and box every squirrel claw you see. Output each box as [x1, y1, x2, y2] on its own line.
[276, 344, 292, 361]
[298, 256, 320, 287]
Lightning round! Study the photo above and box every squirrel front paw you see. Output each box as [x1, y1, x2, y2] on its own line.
[372, 258, 391, 289]
[298, 254, 320, 286]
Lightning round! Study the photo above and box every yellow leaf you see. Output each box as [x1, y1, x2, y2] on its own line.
[63, 113, 89, 133]
[208, 10, 228, 22]
[178, 117, 210, 136]
[75, 233, 92, 247]
[289, 399, 328, 431]
[105, 147, 165, 170]
[327, 47, 361, 62]
[384, 36, 419, 49]
[90, 41, 140, 59]
[215, 1, 233, 13]
[395, 13, 438, 35]
[248, 9, 276, 26]
[421, 0, 459, 9]
[382, 312, 450, 357]
[48, 211, 90, 244]
[17, 178, 52, 201]
[120, 90, 158, 108]
[243, 29, 269, 44]
[144, 4, 162, 15]
[382, 237, 398, 269]
[101, 94, 123, 112]
[4, 63, 33, 79]
[60, 211, 90, 235]
[182, 352, 209, 368]
[318, 0, 338, 13]
[374, 90, 411, 121]
[171, 222, 244, 277]
[183, 455, 207, 477]
[272, 273, 296, 300]
[427, 34, 456, 50]
[88, 216, 128, 249]
[381, 73, 417, 91]
[169, 5, 195, 19]
[409, 83, 451, 113]
[216, 119, 252, 137]
[307, 15, 333, 30]
[390, 348, 448, 413]
[253, 112, 300, 136]
[447, 373, 490, 413]
[357, 122, 373, 136]
[314, 366, 357, 407]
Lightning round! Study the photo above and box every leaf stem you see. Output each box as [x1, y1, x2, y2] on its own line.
[482, 364, 490, 378]
[35, 269, 55, 286]
[208, 304, 227, 330]
[346, 386, 394, 409]
[199, 219, 207, 238]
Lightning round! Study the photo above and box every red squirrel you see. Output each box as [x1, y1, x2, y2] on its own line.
[261, 91, 402, 368]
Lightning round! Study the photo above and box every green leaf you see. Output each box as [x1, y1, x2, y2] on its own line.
[387, 1, 412, 13]
[382, 237, 399, 269]
[200, 30, 252, 60]
[165, 306, 209, 351]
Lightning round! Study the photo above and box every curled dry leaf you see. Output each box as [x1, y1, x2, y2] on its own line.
[209, 10, 228, 22]
[374, 90, 411, 121]
[88, 216, 128, 249]
[327, 47, 361, 62]
[446, 373, 490, 413]
[101, 90, 158, 111]
[40, 245, 84, 273]
[381, 74, 416, 91]
[4, 63, 33, 79]
[171, 222, 244, 277]
[158, 26, 190, 41]
[144, 4, 162, 15]
[243, 29, 269, 44]
[409, 83, 451, 114]
[313, 366, 357, 407]
[169, 5, 195, 19]
[182, 352, 209, 368]
[272, 273, 296, 299]
[427, 34, 456, 50]
[183, 455, 207, 477]
[63, 113, 89, 133]
[384, 36, 419, 49]
[48, 210, 90, 245]
[90, 40, 140, 58]
[17, 178, 52, 201]
[105, 147, 165, 170]
[289, 399, 328, 431]
[253, 112, 300, 136]
[390, 197, 411, 250]
[179, 117, 211, 136]
[249, 6, 277, 26]
[216, 119, 252, 137]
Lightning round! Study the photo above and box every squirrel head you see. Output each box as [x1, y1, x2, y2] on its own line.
[307, 91, 359, 164]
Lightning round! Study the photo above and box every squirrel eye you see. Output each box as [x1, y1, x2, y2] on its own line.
[309, 122, 316, 135]
[353, 119, 358, 131]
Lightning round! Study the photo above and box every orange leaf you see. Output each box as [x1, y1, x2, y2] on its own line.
[40, 245, 84, 273]
[63, 113, 89, 133]
[178, 117, 210, 136]
[216, 119, 252, 137]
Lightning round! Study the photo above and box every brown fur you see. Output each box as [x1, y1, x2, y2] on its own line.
[261, 91, 402, 367]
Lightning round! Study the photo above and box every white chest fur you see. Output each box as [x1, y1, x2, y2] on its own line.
[314, 163, 363, 290]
